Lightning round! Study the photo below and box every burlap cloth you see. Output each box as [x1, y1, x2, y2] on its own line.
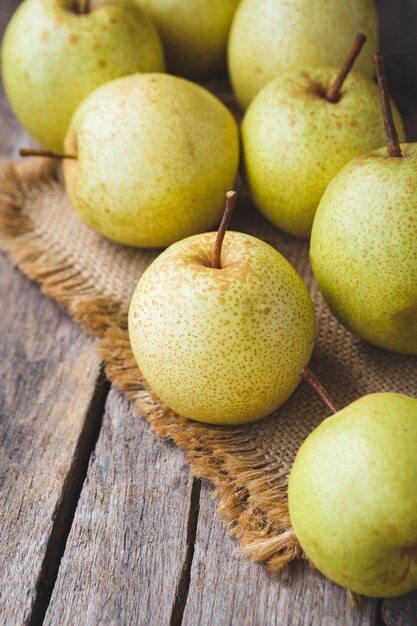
[0, 98, 416, 573]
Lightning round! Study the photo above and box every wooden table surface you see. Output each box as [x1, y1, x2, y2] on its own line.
[1, 1, 417, 625]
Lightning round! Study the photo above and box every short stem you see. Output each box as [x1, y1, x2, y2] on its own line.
[299, 367, 338, 415]
[19, 148, 77, 160]
[78, 0, 90, 13]
[325, 33, 367, 102]
[373, 53, 402, 158]
[211, 191, 237, 270]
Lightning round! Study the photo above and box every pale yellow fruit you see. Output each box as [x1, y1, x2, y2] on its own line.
[1, 0, 165, 152]
[135, 0, 240, 79]
[129, 231, 316, 424]
[63, 73, 239, 248]
[242, 69, 405, 238]
[289, 393, 417, 597]
[228, 0, 379, 110]
[310, 144, 417, 355]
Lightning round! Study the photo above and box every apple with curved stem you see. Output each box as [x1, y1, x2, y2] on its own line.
[228, 0, 379, 110]
[289, 367, 417, 598]
[310, 53, 417, 354]
[1, 0, 165, 152]
[20, 73, 240, 248]
[128, 192, 316, 425]
[241, 34, 405, 238]
[134, 0, 240, 79]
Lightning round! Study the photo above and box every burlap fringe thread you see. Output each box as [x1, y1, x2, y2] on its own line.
[0, 158, 302, 571]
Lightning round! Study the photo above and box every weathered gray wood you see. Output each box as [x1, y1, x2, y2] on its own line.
[383, 592, 417, 626]
[0, 257, 104, 625]
[45, 389, 197, 626]
[182, 480, 377, 626]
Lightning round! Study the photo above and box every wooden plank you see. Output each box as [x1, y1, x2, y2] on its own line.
[0, 257, 105, 625]
[383, 592, 417, 626]
[45, 388, 197, 626]
[181, 480, 377, 626]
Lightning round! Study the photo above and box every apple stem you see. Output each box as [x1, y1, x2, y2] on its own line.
[299, 367, 338, 415]
[325, 33, 367, 103]
[19, 148, 77, 160]
[211, 191, 237, 270]
[373, 53, 402, 158]
[78, 0, 90, 14]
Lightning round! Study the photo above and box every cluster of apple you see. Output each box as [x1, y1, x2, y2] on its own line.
[2, 0, 417, 601]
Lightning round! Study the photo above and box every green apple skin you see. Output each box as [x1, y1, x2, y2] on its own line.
[241, 69, 405, 239]
[63, 73, 239, 248]
[135, 0, 240, 79]
[128, 231, 316, 425]
[288, 393, 417, 597]
[228, 0, 379, 110]
[310, 144, 417, 355]
[1, 0, 165, 152]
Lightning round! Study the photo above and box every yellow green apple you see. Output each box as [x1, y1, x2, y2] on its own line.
[289, 391, 417, 597]
[128, 213, 316, 424]
[135, 0, 240, 79]
[310, 54, 416, 354]
[228, 0, 379, 110]
[1, 0, 165, 151]
[63, 73, 239, 248]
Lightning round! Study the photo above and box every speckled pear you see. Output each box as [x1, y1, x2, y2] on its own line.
[128, 231, 315, 424]
[135, 0, 240, 79]
[242, 68, 404, 238]
[310, 55, 417, 354]
[289, 392, 417, 597]
[310, 144, 417, 354]
[1, 0, 165, 152]
[63, 73, 239, 248]
[228, 0, 379, 110]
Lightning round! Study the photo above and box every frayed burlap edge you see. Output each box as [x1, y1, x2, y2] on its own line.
[0, 158, 302, 571]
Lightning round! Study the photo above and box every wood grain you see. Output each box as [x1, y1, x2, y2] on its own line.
[383, 591, 417, 626]
[45, 389, 197, 626]
[181, 481, 378, 626]
[0, 257, 105, 625]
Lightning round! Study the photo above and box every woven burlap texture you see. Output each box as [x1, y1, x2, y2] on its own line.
[0, 157, 416, 572]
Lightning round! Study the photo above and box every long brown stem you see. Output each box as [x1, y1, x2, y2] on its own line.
[373, 53, 402, 158]
[211, 191, 237, 269]
[299, 367, 338, 415]
[325, 33, 367, 102]
[19, 148, 77, 160]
